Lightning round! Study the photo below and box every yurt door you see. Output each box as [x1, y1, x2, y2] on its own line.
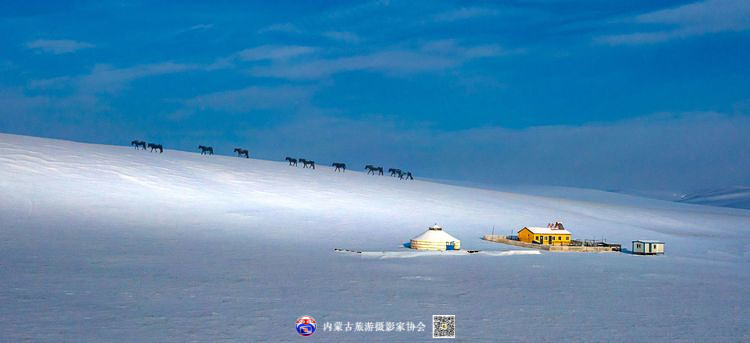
[446, 242, 455, 250]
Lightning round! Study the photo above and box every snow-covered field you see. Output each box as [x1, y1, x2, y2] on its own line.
[1, 133, 749, 342]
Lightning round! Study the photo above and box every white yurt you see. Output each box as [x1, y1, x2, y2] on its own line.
[409, 224, 461, 251]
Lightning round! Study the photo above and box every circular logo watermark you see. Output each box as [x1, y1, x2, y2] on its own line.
[296, 316, 316, 336]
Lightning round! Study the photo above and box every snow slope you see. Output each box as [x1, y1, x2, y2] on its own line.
[1, 133, 749, 342]
[677, 186, 750, 210]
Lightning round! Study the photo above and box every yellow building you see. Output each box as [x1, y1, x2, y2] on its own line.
[518, 224, 571, 246]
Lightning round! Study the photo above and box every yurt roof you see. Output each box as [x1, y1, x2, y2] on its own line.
[411, 229, 459, 242]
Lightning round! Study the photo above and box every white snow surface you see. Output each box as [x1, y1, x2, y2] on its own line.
[1, 133, 749, 342]
[335, 249, 541, 259]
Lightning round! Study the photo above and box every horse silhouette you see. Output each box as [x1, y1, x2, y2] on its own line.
[147, 143, 163, 153]
[404, 171, 414, 180]
[302, 160, 315, 169]
[388, 168, 402, 177]
[234, 148, 249, 158]
[198, 145, 214, 155]
[332, 163, 346, 172]
[366, 165, 383, 175]
[285, 157, 298, 166]
[131, 140, 146, 150]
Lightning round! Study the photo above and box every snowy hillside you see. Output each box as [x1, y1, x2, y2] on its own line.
[599, 187, 750, 210]
[1, 133, 749, 342]
[677, 186, 750, 210]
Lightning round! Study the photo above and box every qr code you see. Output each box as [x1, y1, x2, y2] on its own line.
[433, 315, 455, 338]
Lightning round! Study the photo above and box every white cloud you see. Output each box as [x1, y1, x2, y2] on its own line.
[250, 50, 455, 79]
[0, 87, 48, 114]
[77, 62, 198, 94]
[249, 40, 508, 80]
[597, 0, 750, 45]
[188, 23, 214, 31]
[30, 62, 198, 94]
[205, 57, 235, 71]
[420, 39, 507, 58]
[257, 22, 302, 34]
[236, 45, 317, 61]
[205, 45, 317, 71]
[0, 86, 108, 132]
[172, 85, 316, 118]
[432, 7, 498, 22]
[6, 61, 198, 138]
[596, 31, 675, 45]
[323, 31, 361, 43]
[26, 39, 95, 54]
[27, 76, 72, 90]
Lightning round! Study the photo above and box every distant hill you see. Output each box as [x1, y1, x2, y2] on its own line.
[676, 186, 750, 210]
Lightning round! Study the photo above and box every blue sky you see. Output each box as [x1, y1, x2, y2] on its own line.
[1, 0, 749, 192]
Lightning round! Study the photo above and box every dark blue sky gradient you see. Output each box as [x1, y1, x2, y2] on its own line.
[1, 0, 749, 192]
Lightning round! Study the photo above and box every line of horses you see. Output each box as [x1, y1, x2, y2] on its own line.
[132, 140, 252, 158]
[286, 157, 317, 169]
[131, 140, 414, 180]
[204, 145, 251, 158]
[388, 168, 414, 180]
[130, 140, 163, 153]
[287, 158, 414, 179]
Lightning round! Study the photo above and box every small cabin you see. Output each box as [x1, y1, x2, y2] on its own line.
[518, 222, 571, 246]
[632, 240, 664, 255]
